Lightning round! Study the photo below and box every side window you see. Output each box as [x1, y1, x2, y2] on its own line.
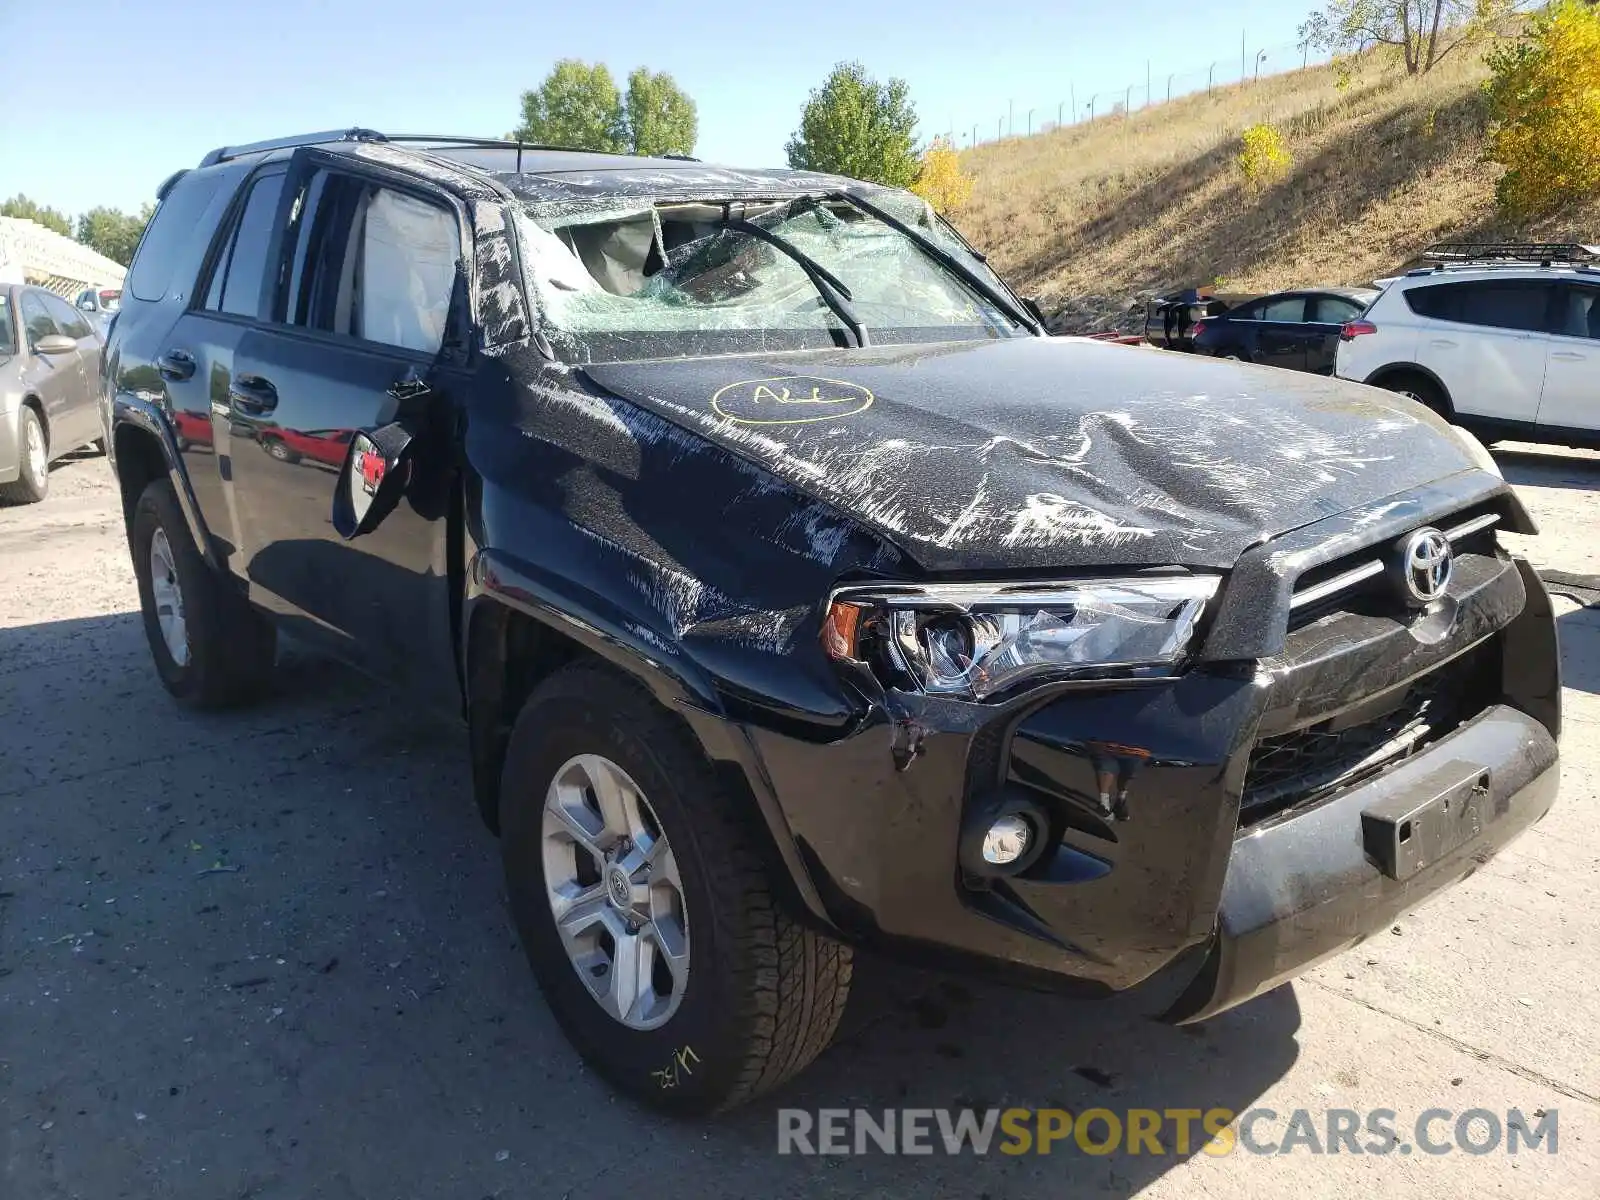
[287, 176, 461, 356]
[1444, 282, 1552, 333]
[1404, 284, 1460, 320]
[1260, 296, 1308, 322]
[19, 292, 58, 348]
[1230, 301, 1266, 321]
[126, 171, 226, 303]
[1308, 296, 1362, 324]
[0, 295, 16, 354]
[202, 168, 288, 320]
[1555, 286, 1600, 341]
[42, 292, 94, 339]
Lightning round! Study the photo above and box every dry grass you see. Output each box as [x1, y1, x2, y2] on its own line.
[956, 48, 1600, 313]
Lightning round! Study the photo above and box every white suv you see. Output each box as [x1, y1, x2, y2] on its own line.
[1335, 245, 1600, 447]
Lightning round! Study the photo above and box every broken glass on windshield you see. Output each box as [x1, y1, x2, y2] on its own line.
[516, 194, 1023, 361]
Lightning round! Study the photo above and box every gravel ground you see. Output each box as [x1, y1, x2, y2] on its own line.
[2, 445, 1597, 1199]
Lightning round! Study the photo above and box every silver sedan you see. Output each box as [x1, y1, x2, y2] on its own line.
[1, 283, 106, 504]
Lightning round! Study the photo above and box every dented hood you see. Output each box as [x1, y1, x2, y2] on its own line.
[580, 337, 1478, 573]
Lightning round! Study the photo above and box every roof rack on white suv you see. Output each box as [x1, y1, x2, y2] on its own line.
[1410, 242, 1600, 271]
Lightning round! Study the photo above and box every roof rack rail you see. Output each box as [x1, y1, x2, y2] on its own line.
[197, 128, 704, 173]
[199, 128, 388, 167]
[1417, 242, 1600, 266]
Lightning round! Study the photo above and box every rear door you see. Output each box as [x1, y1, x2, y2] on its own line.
[1303, 293, 1366, 375]
[1536, 282, 1600, 435]
[1249, 295, 1312, 371]
[225, 151, 467, 700]
[1407, 279, 1555, 422]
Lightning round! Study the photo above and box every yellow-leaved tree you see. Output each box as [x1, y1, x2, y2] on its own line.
[911, 138, 975, 214]
[1485, 0, 1600, 218]
[1237, 124, 1292, 187]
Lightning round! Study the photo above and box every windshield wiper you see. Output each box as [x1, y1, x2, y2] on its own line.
[824, 190, 1043, 336]
[723, 216, 870, 348]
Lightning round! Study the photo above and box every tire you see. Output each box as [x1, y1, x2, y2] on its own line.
[499, 663, 852, 1114]
[131, 479, 276, 708]
[262, 437, 298, 464]
[1378, 371, 1449, 417]
[0, 406, 49, 504]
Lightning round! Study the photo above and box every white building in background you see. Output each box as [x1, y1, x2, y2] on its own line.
[0, 216, 127, 295]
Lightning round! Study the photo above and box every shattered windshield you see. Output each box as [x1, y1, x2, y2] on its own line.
[517, 192, 1025, 362]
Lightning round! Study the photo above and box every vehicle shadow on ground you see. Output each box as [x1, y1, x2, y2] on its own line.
[1495, 447, 1600, 495]
[1556, 605, 1600, 696]
[0, 612, 1300, 1199]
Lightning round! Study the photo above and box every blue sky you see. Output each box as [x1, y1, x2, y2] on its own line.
[1, 0, 1306, 218]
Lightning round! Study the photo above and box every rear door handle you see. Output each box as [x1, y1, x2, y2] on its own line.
[156, 349, 196, 381]
[1429, 339, 1458, 349]
[1552, 351, 1586, 361]
[229, 375, 279, 415]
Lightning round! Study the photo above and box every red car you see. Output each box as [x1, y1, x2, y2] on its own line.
[259, 427, 354, 467]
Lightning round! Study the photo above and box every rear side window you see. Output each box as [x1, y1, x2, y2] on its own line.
[1308, 295, 1363, 323]
[1260, 296, 1307, 322]
[1404, 280, 1553, 332]
[202, 168, 288, 319]
[126, 171, 226, 303]
[0, 295, 15, 354]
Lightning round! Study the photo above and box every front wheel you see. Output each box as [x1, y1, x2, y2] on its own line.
[0, 406, 48, 504]
[499, 663, 852, 1114]
[131, 479, 276, 707]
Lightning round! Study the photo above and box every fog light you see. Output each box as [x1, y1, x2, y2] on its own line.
[981, 814, 1034, 865]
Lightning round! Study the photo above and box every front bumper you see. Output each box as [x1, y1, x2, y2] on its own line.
[1165, 702, 1558, 1022]
[737, 493, 1560, 1011]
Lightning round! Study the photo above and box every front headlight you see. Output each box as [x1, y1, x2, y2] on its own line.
[822, 576, 1220, 702]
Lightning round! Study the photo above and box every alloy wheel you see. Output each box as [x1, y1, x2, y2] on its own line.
[148, 528, 190, 667]
[24, 416, 46, 482]
[541, 754, 689, 1030]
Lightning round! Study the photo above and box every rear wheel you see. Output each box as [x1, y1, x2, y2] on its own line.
[0, 406, 48, 504]
[1378, 371, 1449, 417]
[499, 663, 852, 1114]
[131, 479, 276, 707]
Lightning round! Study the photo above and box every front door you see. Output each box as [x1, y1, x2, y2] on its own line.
[224, 156, 466, 705]
[1536, 283, 1600, 436]
[16, 291, 80, 452]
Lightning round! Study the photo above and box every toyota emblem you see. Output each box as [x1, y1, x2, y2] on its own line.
[1396, 527, 1453, 606]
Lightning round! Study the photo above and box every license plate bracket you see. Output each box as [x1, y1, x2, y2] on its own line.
[1361, 765, 1491, 881]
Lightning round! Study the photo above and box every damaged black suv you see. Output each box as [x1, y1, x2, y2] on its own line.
[102, 129, 1561, 1114]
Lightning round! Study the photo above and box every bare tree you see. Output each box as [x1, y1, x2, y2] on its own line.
[1299, 0, 1523, 75]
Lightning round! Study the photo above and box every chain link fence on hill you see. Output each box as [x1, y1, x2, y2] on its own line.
[936, 36, 1333, 147]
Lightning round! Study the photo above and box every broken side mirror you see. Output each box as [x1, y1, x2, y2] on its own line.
[333, 424, 413, 539]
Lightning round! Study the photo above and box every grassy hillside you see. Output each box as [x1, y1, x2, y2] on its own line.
[957, 48, 1600, 328]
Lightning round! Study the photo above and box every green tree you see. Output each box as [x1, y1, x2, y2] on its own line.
[76, 204, 152, 266]
[1298, 0, 1518, 75]
[623, 68, 698, 157]
[784, 62, 921, 187]
[511, 59, 626, 152]
[1486, 0, 1600, 216]
[1, 194, 72, 237]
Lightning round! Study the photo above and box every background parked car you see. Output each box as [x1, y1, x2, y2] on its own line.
[1192, 287, 1378, 374]
[1143, 288, 1240, 350]
[74, 286, 122, 333]
[1, 283, 106, 503]
[1336, 243, 1600, 448]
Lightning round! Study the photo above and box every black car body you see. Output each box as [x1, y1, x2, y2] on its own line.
[101, 131, 1561, 1113]
[1192, 287, 1378, 373]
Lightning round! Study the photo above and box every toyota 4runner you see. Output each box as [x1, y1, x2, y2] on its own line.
[102, 130, 1562, 1114]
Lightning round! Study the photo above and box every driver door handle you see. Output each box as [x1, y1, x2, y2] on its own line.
[156, 349, 196, 381]
[230, 374, 278, 415]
